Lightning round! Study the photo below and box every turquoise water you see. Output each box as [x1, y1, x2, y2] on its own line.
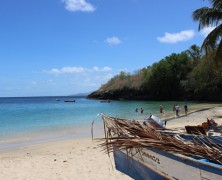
[0, 96, 194, 149]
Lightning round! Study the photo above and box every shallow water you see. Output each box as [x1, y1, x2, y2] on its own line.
[0, 96, 199, 149]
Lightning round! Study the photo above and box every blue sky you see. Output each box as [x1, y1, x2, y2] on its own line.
[0, 0, 214, 97]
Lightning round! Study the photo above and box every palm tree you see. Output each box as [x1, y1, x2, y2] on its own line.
[193, 0, 222, 66]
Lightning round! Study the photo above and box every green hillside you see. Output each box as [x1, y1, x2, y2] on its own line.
[88, 45, 222, 101]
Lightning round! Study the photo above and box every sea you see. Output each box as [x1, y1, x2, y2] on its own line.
[0, 96, 197, 150]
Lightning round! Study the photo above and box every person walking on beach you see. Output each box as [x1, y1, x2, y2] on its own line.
[175, 104, 180, 116]
[160, 105, 164, 113]
[184, 104, 188, 116]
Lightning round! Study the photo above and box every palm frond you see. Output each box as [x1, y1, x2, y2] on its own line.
[211, 0, 222, 10]
[193, 7, 222, 30]
[98, 114, 222, 165]
[201, 24, 222, 53]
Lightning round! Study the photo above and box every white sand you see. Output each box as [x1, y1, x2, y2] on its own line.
[0, 137, 131, 180]
[0, 106, 222, 180]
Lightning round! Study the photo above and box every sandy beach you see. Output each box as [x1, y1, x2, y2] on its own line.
[0, 137, 131, 180]
[0, 105, 222, 180]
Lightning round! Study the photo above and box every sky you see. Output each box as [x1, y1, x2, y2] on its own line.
[0, 0, 214, 97]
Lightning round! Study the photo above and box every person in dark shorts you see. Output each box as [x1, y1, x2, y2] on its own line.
[160, 105, 164, 113]
[184, 104, 188, 116]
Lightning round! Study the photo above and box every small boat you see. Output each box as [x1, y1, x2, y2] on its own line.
[98, 114, 222, 180]
[64, 100, 75, 102]
[114, 145, 222, 180]
[55, 99, 60, 101]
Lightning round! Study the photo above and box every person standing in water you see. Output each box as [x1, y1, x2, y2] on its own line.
[175, 104, 180, 116]
[140, 108, 144, 113]
[173, 104, 176, 111]
[160, 105, 164, 113]
[184, 104, 188, 116]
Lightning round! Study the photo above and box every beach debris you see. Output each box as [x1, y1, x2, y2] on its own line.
[207, 118, 218, 128]
[98, 113, 222, 165]
[185, 126, 206, 135]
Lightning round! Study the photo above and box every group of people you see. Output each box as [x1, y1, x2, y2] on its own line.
[135, 104, 189, 116]
[171, 104, 188, 116]
[135, 108, 144, 114]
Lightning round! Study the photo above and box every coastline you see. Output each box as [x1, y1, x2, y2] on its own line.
[0, 105, 222, 180]
[0, 121, 104, 151]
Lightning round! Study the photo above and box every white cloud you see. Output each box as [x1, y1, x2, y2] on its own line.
[105, 36, 122, 45]
[93, 66, 112, 71]
[42, 66, 112, 75]
[42, 66, 85, 74]
[39, 66, 114, 94]
[157, 30, 195, 44]
[200, 26, 216, 37]
[62, 0, 96, 12]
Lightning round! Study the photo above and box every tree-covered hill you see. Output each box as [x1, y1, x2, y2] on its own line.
[88, 45, 222, 101]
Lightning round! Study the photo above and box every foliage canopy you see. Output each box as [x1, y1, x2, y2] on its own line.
[88, 45, 222, 101]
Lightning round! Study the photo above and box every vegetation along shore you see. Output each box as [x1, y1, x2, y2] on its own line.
[88, 45, 222, 101]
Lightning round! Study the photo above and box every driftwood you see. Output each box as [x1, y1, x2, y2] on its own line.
[98, 113, 222, 165]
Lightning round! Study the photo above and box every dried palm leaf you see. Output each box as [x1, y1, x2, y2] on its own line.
[97, 113, 222, 165]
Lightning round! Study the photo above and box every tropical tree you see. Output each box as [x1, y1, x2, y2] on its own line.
[193, 0, 222, 66]
[185, 44, 201, 65]
[186, 51, 222, 100]
[145, 52, 191, 100]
